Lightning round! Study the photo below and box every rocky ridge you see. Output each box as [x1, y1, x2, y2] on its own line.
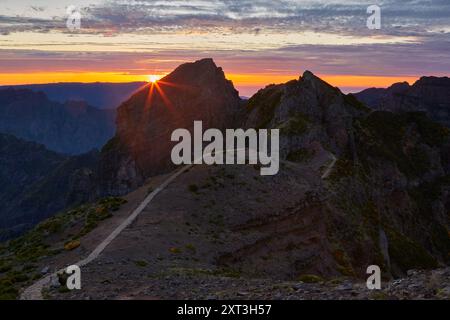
[355, 76, 450, 128]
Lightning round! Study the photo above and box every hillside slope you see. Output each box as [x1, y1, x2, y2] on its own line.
[0, 134, 99, 240]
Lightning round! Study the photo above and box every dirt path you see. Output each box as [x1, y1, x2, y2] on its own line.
[20, 164, 193, 300]
[21, 150, 335, 300]
[321, 153, 337, 179]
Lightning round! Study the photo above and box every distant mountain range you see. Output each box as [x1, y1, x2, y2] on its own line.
[355, 76, 450, 127]
[0, 88, 116, 155]
[0, 82, 146, 110]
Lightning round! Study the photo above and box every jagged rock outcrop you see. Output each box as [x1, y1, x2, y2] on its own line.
[244, 71, 450, 278]
[245, 71, 368, 160]
[99, 58, 242, 195]
[355, 76, 450, 127]
[0, 88, 116, 155]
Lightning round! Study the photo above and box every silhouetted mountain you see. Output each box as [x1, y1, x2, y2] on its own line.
[0, 134, 99, 240]
[99, 58, 242, 195]
[0, 88, 116, 155]
[1, 82, 146, 110]
[355, 76, 450, 127]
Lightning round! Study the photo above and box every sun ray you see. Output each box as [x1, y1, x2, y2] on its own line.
[153, 82, 175, 112]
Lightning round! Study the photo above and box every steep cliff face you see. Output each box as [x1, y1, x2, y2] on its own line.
[99, 58, 242, 195]
[355, 76, 450, 127]
[245, 71, 368, 160]
[0, 88, 116, 155]
[243, 71, 450, 278]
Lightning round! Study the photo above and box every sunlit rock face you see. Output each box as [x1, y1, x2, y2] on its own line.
[99, 58, 242, 195]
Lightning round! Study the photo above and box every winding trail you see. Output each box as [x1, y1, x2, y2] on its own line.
[321, 153, 337, 179]
[20, 164, 193, 300]
[21, 150, 337, 300]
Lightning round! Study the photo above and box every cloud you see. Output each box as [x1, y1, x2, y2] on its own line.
[0, 0, 449, 38]
[0, 0, 448, 93]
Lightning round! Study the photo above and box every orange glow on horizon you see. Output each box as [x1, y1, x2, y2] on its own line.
[0, 71, 419, 92]
[226, 73, 419, 89]
[0, 72, 150, 85]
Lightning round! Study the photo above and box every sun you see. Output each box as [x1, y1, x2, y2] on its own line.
[148, 74, 161, 83]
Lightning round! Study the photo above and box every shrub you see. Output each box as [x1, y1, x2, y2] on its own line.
[64, 240, 80, 251]
[169, 247, 181, 254]
[298, 274, 324, 283]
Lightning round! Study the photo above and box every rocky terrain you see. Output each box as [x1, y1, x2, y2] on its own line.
[243, 71, 450, 279]
[355, 76, 450, 128]
[0, 59, 448, 300]
[0, 88, 116, 154]
[49, 267, 450, 300]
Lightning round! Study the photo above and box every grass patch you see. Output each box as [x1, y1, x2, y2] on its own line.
[298, 274, 324, 283]
[169, 247, 182, 254]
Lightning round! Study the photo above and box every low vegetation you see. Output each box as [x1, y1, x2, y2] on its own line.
[278, 112, 310, 136]
[0, 197, 127, 300]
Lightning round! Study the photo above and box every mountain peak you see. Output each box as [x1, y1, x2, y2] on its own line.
[414, 75, 450, 87]
[100, 59, 242, 194]
[163, 58, 226, 86]
[388, 81, 410, 94]
[300, 70, 332, 87]
[302, 70, 317, 80]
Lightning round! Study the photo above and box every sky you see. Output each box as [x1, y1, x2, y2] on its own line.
[0, 0, 449, 96]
